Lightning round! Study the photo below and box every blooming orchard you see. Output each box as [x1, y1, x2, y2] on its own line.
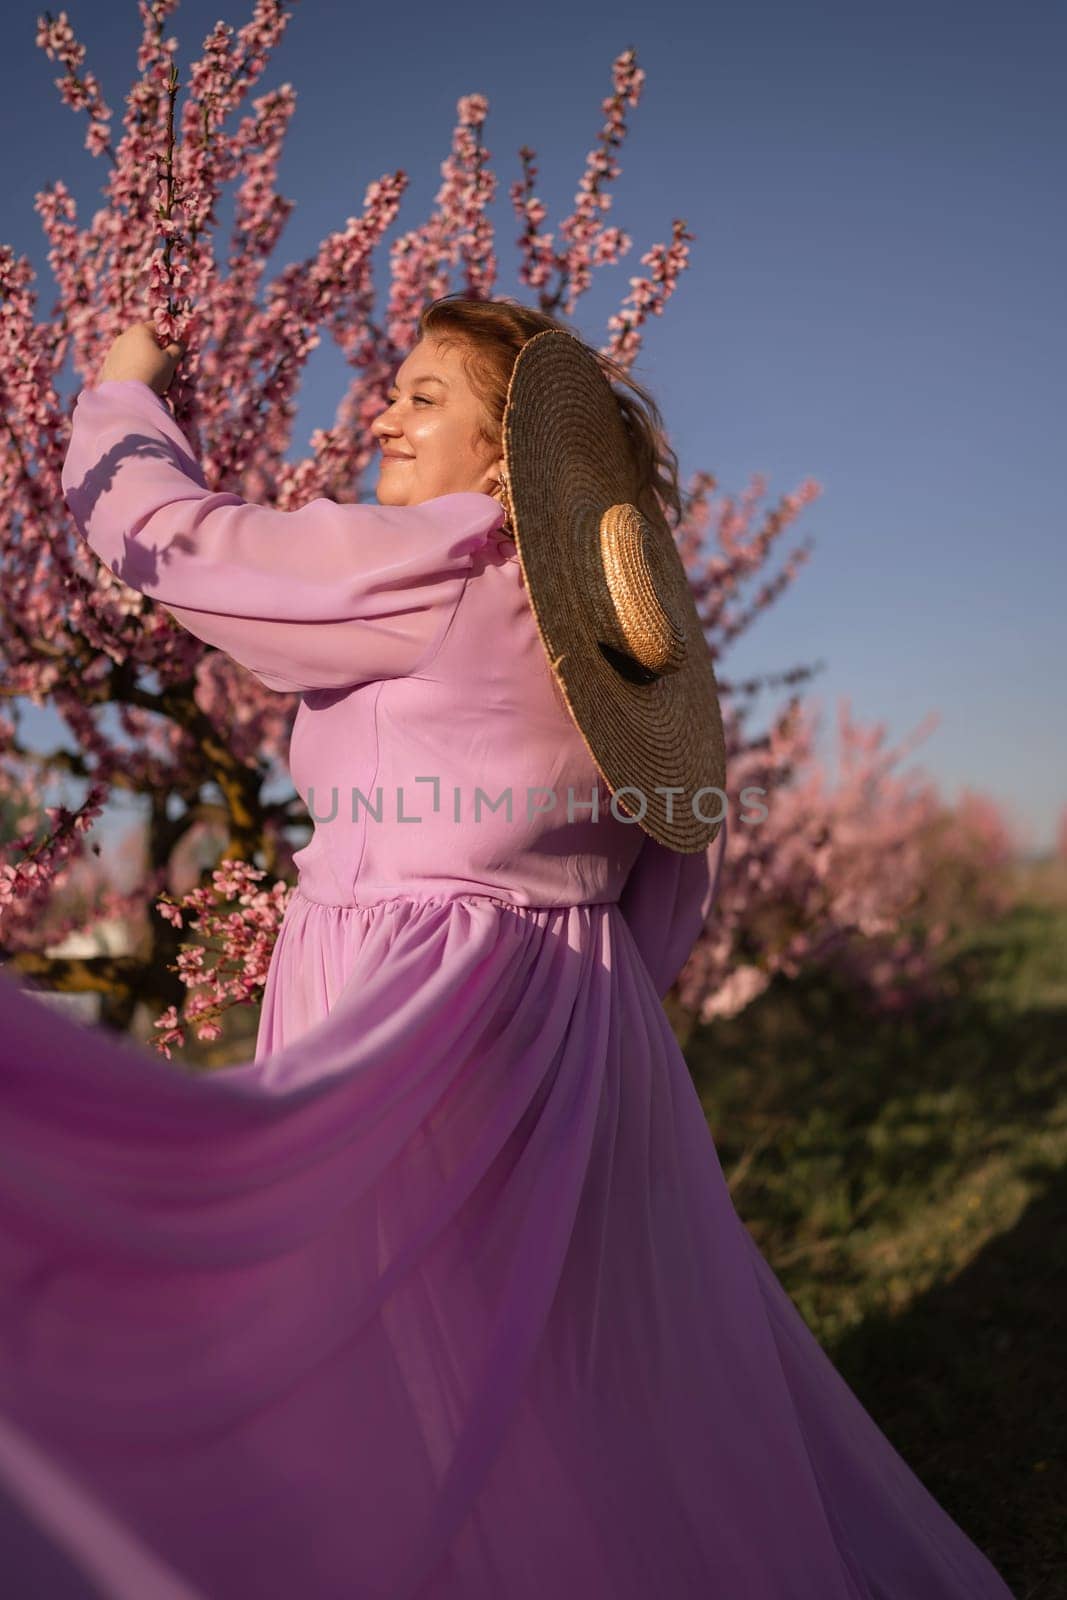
[0, 2, 1018, 1057]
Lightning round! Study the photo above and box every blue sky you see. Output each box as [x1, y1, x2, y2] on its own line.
[3, 0, 1064, 851]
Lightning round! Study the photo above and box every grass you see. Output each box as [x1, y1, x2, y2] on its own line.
[680, 865, 1067, 1600]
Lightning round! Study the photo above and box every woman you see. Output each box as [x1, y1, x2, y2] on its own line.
[0, 298, 1016, 1598]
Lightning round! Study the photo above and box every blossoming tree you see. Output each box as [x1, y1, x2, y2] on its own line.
[0, 1, 1018, 1059]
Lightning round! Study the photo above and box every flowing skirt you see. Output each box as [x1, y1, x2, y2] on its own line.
[0, 889, 1017, 1597]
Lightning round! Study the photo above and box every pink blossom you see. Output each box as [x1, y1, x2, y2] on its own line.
[1, 17, 1020, 1058]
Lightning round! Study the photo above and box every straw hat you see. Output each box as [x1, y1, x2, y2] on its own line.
[494, 328, 726, 853]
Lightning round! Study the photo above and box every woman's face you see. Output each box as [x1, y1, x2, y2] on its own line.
[370, 336, 505, 507]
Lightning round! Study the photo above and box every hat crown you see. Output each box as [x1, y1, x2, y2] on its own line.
[598, 504, 688, 678]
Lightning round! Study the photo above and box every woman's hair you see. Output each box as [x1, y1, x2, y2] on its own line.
[415, 293, 683, 533]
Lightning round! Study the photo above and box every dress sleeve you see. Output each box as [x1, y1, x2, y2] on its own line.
[60, 379, 506, 694]
[617, 815, 728, 1002]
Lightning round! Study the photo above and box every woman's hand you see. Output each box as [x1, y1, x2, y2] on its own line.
[98, 321, 185, 397]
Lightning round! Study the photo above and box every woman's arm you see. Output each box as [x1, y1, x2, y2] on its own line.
[61, 379, 505, 694]
[616, 816, 728, 1001]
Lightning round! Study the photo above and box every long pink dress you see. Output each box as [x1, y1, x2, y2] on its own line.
[0, 380, 1016, 1598]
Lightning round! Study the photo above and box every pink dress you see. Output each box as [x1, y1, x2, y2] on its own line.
[0, 380, 1016, 1598]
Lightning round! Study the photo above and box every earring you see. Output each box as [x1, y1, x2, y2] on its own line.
[496, 465, 515, 534]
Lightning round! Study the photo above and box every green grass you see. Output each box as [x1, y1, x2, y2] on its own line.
[681, 884, 1067, 1600]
